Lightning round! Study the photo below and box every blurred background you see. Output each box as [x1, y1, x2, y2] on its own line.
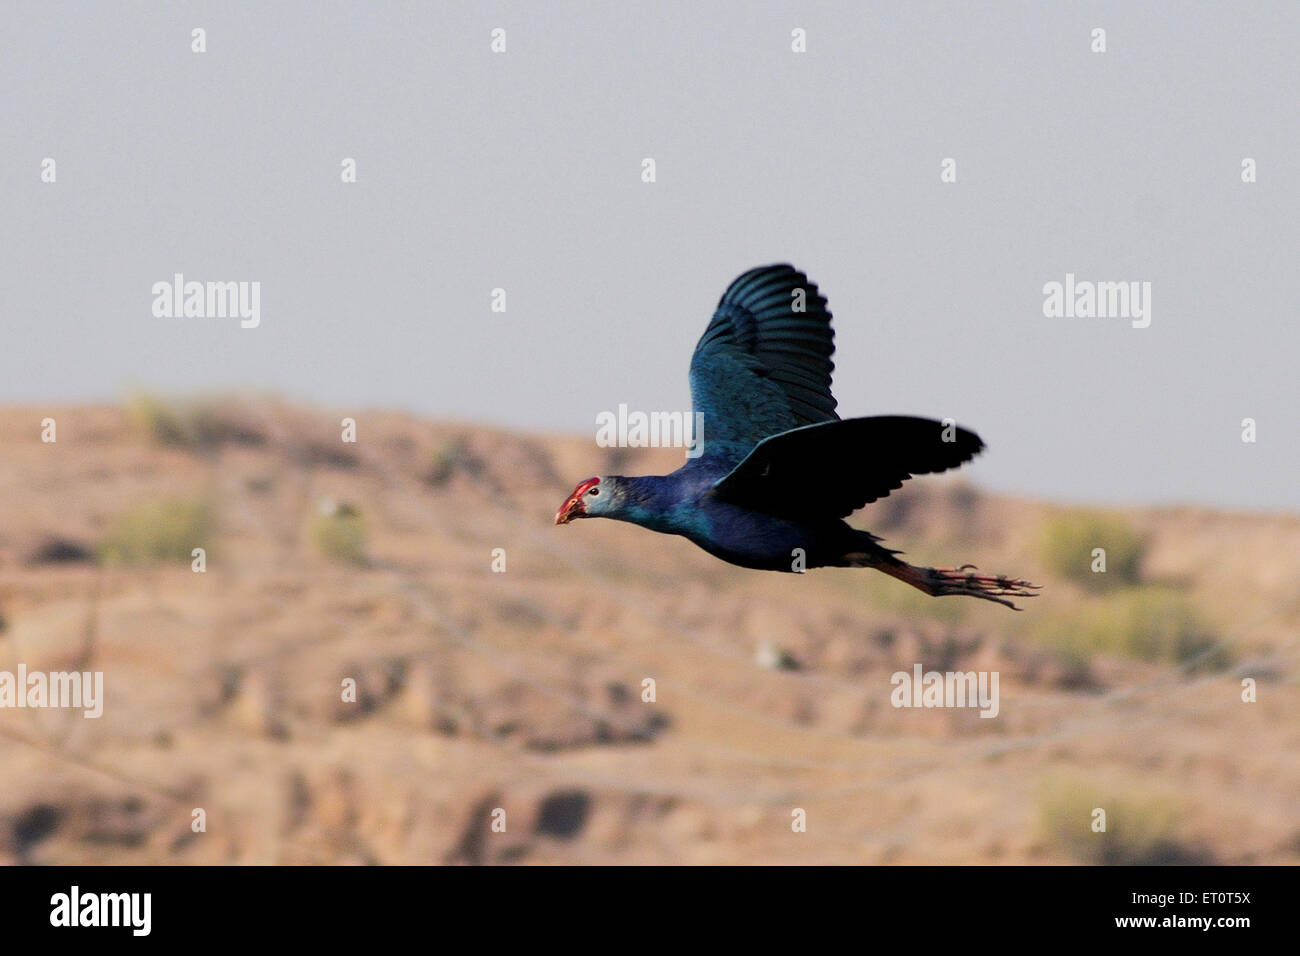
[1, 397, 1296, 863]
[1, 2, 1297, 863]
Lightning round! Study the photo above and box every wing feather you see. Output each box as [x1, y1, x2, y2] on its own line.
[709, 416, 985, 520]
[688, 264, 838, 463]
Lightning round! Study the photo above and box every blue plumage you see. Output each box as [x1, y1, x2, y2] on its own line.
[555, 265, 1038, 608]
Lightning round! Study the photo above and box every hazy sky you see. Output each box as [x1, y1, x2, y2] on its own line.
[3, 2, 1298, 511]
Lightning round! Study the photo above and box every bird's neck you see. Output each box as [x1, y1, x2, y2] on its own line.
[609, 474, 684, 533]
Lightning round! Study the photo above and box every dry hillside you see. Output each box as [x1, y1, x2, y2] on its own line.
[0, 398, 1296, 864]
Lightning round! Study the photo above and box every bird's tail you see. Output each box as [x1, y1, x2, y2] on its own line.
[842, 535, 1040, 611]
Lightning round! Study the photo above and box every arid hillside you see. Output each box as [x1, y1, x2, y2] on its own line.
[0, 398, 1297, 864]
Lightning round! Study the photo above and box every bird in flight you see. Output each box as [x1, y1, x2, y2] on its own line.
[555, 264, 1039, 609]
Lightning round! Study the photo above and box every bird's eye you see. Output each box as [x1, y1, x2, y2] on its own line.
[588, 487, 599, 496]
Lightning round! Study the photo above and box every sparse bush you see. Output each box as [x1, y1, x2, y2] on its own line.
[425, 436, 481, 487]
[100, 498, 213, 566]
[1038, 777, 1212, 864]
[126, 392, 195, 447]
[1041, 509, 1146, 591]
[125, 391, 266, 449]
[297, 435, 358, 469]
[1031, 586, 1226, 669]
[310, 505, 367, 565]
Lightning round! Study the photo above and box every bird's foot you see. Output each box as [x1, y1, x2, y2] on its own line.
[924, 564, 1041, 610]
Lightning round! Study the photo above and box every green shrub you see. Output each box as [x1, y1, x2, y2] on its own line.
[424, 436, 480, 487]
[1037, 777, 1210, 864]
[100, 498, 213, 566]
[1041, 509, 1146, 591]
[1031, 586, 1226, 669]
[126, 392, 195, 447]
[310, 506, 367, 565]
[125, 391, 266, 449]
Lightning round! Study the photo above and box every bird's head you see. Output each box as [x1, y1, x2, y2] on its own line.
[554, 476, 616, 524]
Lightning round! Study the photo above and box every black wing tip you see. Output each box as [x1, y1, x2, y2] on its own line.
[742, 262, 798, 276]
[945, 425, 984, 471]
[721, 263, 816, 298]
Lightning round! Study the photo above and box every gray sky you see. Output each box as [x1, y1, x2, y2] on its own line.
[3, 1, 1298, 512]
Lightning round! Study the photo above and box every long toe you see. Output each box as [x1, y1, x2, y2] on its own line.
[929, 567, 1041, 610]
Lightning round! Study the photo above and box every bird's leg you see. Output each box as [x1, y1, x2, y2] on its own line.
[872, 558, 1041, 610]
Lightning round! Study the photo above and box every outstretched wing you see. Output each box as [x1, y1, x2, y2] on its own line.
[689, 265, 838, 463]
[710, 416, 984, 521]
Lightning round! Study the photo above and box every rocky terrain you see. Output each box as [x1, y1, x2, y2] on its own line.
[0, 398, 1296, 864]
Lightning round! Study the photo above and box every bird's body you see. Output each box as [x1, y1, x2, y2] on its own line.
[588, 464, 863, 571]
[556, 265, 1038, 608]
